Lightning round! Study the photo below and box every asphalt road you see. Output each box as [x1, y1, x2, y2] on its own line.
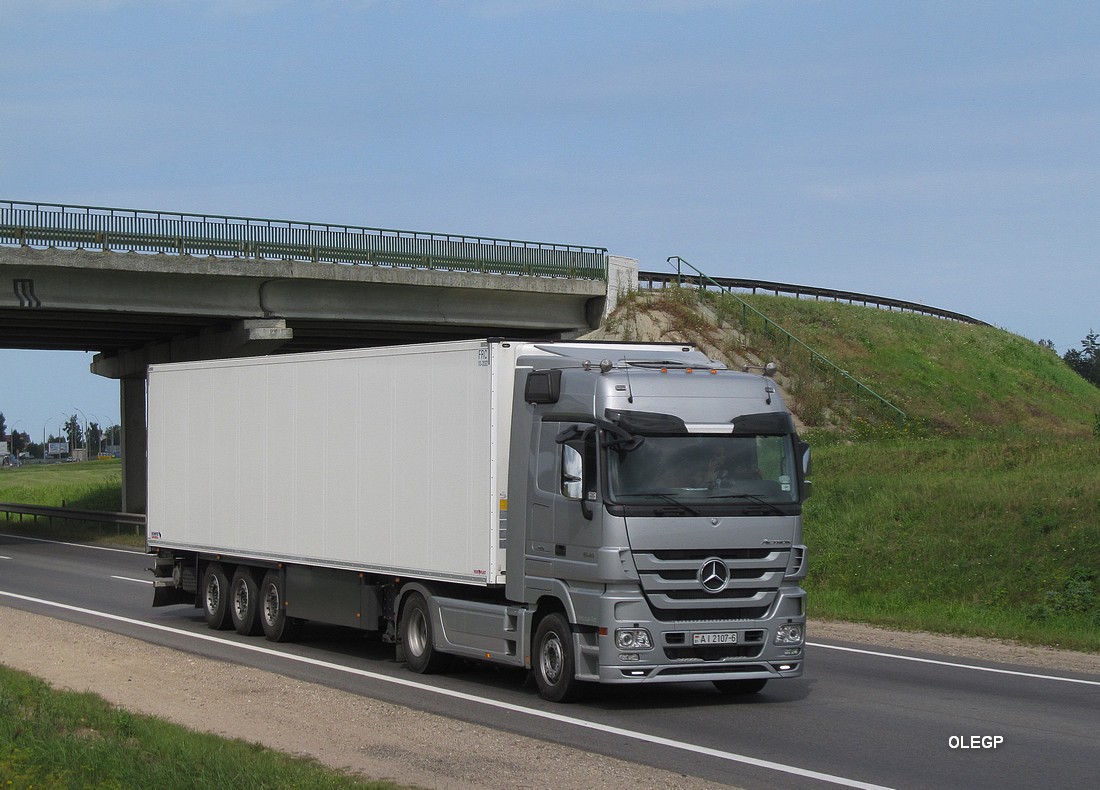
[1, 532, 1097, 790]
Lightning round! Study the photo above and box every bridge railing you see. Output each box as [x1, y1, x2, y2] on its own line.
[661, 257, 907, 426]
[638, 270, 987, 326]
[0, 199, 607, 280]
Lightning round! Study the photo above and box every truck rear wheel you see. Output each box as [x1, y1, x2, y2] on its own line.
[400, 594, 452, 674]
[202, 563, 232, 630]
[230, 568, 263, 636]
[713, 678, 768, 695]
[533, 613, 586, 702]
[259, 570, 301, 643]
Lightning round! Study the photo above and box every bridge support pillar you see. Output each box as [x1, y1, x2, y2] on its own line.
[120, 377, 147, 515]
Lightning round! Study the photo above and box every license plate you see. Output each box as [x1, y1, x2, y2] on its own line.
[692, 631, 738, 645]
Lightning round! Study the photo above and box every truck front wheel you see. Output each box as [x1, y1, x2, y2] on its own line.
[202, 563, 232, 630]
[533, 613, 586, 702]
[400, 594, 452, 674]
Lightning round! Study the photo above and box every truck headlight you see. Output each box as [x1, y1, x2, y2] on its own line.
[774, 624, 804, 645]
[615, 628, 653, 650]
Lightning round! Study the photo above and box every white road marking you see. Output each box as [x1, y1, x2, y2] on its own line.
[0, 589, 893, 790]
[110, 576, 152, 585]
[808, 642, 1100, 686]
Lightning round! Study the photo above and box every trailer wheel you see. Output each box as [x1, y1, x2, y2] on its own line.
[400, 594, 451, 674]
[533, 613, 586, 702]
[260, 570, 301, 643]
[713, 678, 768, 695]
[202, 563, 232, 630]
[229, 568, 263, 636]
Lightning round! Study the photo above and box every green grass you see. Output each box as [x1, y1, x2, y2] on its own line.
[0, 664, 398, 789]
[0, 460, 140, 545]
[804, 435, 1100, 651]
[0, 459, 122, 509]
[731, 293, 1100, 438]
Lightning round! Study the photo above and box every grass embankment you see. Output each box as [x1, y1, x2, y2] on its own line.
[0, 664, 396, 789]
[607, 288, 1100, 652]
[0, 459, 141, 546]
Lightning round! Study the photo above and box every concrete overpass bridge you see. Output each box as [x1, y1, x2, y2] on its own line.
[1, 200, 635, 512]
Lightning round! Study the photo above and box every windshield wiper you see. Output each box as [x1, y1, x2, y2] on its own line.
[704, 492, 786, 515]
[625, 492, 700, 516]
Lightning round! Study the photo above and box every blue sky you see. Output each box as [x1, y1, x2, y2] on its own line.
[2, 0, 1098, 438]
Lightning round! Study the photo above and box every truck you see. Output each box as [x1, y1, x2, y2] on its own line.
[148, 338, 810, 702]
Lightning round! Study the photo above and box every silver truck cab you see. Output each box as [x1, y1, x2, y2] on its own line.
[509, 343, 809, 701]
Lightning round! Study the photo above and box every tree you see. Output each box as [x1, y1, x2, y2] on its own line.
[1064, 330, 1100, 387]
[87, 422, 103, 456]
[10, 430, 29, 456]
[64, 414, 84, 450]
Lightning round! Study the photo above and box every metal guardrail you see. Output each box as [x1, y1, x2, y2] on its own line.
[661, 257, 907, 425]
[0, 199, 608, 281]
[638, 270, 988, 326]
[0, 501, 145, 531]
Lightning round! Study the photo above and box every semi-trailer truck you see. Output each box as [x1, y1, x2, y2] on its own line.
[148, 338, 810, 702]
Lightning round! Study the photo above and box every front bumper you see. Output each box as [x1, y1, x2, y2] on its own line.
[588, 585, 806, 685]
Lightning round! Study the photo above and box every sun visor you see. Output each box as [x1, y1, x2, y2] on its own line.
[730, 411, 795, 435]
[604, 409, 687, 435]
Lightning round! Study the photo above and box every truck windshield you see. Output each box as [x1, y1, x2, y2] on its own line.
[606, 434, 798, 506]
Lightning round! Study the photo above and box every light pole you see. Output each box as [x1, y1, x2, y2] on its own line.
[89, 413, 114, 457]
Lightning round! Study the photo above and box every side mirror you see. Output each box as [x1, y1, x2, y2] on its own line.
[798, 441, 812, 500]
[562, 443, 584, 500]
[561, 436, 595, 520]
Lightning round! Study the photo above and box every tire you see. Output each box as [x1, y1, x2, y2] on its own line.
[229, 567, 263, 636]
[259, 570, 302, 643]
[533, 613, 586, 703]
[202, 562, 232, 630]
[400, 594, 451, 674]
[713, 678, 768, 695]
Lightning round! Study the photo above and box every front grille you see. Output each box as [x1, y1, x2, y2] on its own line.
[634, 548, 789, 623]
[651, 606, 771, 623]
[651, 548, 772, 561]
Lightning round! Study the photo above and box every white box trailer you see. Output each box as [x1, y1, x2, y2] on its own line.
[148, 340, 513, 585]
[149, 338, 810, 702]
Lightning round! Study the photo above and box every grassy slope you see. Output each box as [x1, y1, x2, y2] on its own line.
[604, 289, 1100, 651]
[0, 459, 136, 544]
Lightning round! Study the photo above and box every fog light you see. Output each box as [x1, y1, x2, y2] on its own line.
[619, 653, 641, 662]
[615, 628, 653, 650]
[774, 623, 804, 646]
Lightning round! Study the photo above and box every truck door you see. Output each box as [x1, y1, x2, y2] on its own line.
[528, 421, 602, 581]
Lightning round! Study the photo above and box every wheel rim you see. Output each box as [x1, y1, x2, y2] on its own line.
[262, 583, 280, 627]
[406, 606, 428, 657]
[205, 575, 221, 614]
[540, 631, 564, 685]
[232, 579, 249, 621]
